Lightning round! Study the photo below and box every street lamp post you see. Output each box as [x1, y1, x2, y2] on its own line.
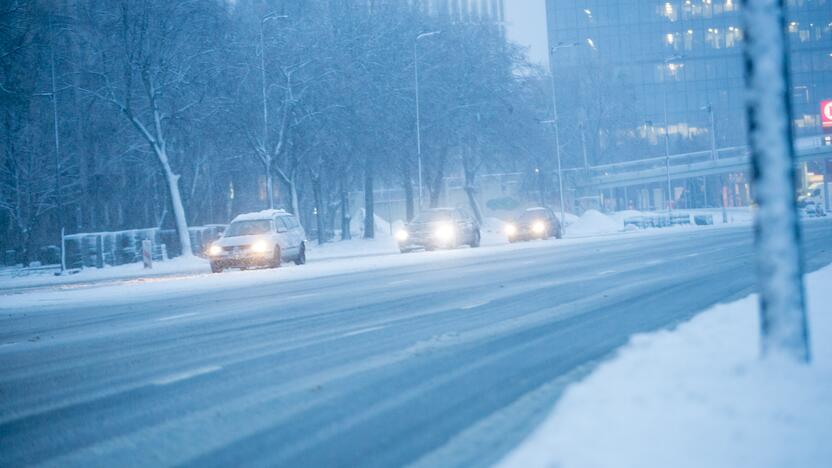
[414, 31, 440, 211]
[547, 41, 579, 231]
[662, 54, 684, 213]
[702, 104, 729, 223]
[32, 16, 67, 273]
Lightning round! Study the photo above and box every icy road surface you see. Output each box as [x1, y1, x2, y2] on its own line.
[1, 221, 831, 467]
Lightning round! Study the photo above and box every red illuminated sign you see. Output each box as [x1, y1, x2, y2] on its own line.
[822, 100, 832, 129]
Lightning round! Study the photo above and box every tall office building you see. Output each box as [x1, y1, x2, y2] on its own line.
[545, 0, 831, 154]
[421, 0, 505, 23]
[544, 0, 832, 208]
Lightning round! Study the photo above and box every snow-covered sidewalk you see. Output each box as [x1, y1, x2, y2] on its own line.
[501, 266, 832, 468]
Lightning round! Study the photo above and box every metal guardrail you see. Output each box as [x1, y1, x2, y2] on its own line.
[622, 213, 715, 229]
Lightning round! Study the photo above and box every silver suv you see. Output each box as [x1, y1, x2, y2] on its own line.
[207, 209, 307, 273]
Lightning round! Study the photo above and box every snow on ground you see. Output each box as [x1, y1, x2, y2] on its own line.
[0, 208, 755, 292]
[0, 256, 212, 291]
[500, 266, 832, 468]
[567, 210, 622, 237]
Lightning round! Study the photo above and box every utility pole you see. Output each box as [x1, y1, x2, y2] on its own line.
[259, 13, 288, 210]
[547, 42, 579, 232]
[414, 31, 440, 212]
[742, 0, 809, 363]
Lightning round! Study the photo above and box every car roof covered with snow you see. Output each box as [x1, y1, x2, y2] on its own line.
[231, 209, 291, 223]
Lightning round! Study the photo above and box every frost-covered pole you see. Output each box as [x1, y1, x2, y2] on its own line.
[741, 0, 810, 362]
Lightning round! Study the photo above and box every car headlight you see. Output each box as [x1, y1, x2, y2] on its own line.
[532, 221, 546, 234]
[395, 229, 409, 242]
[208, 244, 222, 256]
[505, 223, 517, 236]
[434, 224, 455, 241]
[251, 240, 269, 254]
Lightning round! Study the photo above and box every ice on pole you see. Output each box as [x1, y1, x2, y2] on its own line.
[741, 0, 810, 362]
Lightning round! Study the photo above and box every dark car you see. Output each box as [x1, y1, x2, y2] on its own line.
[396, 208, 481, 253]
[505, 207, 563, 242]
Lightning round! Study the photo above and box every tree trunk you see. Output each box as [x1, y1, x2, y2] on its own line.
[402, 162, 415, 221]
[290, 177, 300, 218]
[312, 175, 326, 245]
[266, 169, 275, 210]
[340, 176, 351, 240]
[363, 157, 375, 239]
[158, 151, 193, 257]
[429, 147, 448, 208]
[462, 147, 483, 224]
[464, 176, 483, 225]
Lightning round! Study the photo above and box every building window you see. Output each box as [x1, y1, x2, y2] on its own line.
[661, 2, 678, 22]
[726, 26, 742, 47]
[706, 27, 722, 48]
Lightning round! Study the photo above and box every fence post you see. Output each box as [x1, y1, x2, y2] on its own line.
[95, 235, 104, 269]
[60, 227, 67, 273]
[142, 239, 153, 269]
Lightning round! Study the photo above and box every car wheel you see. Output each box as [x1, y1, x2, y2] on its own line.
[471, 230, 481, 248]
[271, 246, 282, 269]
[294, 242, 307, 265]
[210, 262, 223, 274]
[555, 225, 563, 239]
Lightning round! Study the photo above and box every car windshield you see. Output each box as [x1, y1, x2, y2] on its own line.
[225, 220, 272, 237]
[413, 210, 454, 223]
[520, 210, 546, 222]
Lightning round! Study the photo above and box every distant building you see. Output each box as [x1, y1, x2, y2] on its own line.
[544, 0, 832, 209]
[421, 0, 505, 23]
[545, 0, 830, 149]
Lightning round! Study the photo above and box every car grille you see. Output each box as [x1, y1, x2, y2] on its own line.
[223, 245, 250, 252]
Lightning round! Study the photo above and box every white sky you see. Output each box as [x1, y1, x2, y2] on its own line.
[503, 0, 549, 67]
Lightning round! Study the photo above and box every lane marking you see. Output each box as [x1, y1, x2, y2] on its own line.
[152, 365, 222, 386]
[598, 270, 616, 276]
[156, 312, 198, 322]
[461, 301, 491, 310]
[387, 279, 413, 286]
[341, 326, 386, 337]
[285, 293, 316, 300]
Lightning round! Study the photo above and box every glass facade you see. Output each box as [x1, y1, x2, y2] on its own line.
[545, 0, 832, 162]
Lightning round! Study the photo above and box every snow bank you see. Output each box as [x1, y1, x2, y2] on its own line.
[566, 210, 621, 237]
[307, 236, 399, 260]
[501, 266, 832, 468]
[0, 256, 212, 290]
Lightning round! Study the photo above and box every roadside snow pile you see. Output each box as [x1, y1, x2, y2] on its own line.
[501, 266, 832, 468]
[559, 212, 580, 226]
[566, 210, 621, 237]
[308, 236, 399, 260]
[483, 217, 506, 233]
[0, 256, 211, 290]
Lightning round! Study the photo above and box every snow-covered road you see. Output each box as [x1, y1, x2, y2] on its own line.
[1, 221, 831, 466]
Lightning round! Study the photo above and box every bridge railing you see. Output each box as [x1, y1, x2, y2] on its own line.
[587, 146, 749, 177]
